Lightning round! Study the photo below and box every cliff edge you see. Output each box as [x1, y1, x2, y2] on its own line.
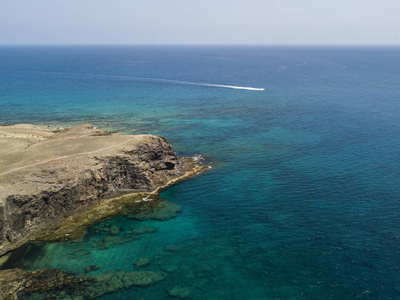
[0, 124, 203, 257]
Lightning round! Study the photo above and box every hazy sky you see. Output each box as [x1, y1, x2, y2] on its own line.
[1, 0, 399, 45]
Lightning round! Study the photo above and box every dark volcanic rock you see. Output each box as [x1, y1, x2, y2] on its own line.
[0, 268, 166, 299]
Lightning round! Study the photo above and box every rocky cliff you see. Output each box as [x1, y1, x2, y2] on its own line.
[0, 124, 203, 256]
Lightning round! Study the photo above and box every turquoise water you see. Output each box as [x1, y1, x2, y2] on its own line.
[1, 46, 400, 299]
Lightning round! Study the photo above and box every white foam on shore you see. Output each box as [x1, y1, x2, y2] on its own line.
[135, 195, 152, 203]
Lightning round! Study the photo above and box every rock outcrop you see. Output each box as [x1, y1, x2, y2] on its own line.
[0, 124, 204, 256]
[0, 268, 166, 299]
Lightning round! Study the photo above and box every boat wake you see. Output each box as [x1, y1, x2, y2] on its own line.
[128, 76, 265, 91]
[200, 83, 265, 91]
[17, 70, 265, 91]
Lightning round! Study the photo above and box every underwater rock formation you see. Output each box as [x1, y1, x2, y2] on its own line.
[134, 257, 151, 268]
[84, 265, 100, 274]
[167, 285, 192, 298]
[0, 268, 166, 299]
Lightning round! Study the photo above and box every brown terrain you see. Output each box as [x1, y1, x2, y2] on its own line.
[0, 124, 204, 257]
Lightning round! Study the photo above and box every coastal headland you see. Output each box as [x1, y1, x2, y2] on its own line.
[0, 124, 205, 299]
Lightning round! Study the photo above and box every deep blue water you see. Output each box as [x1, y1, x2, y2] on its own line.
[1, 46, 400, 299]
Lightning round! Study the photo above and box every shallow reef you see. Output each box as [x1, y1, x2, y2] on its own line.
[0, 268, 166, 299]
[0, 196, 189, 299]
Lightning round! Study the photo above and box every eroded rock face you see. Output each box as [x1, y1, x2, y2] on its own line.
[0, 124, 201, 256]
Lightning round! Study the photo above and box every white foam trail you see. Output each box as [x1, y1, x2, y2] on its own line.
[203, 84, 265, 91]
[17, 70, 265, 91]
[138, 77, 265, 91]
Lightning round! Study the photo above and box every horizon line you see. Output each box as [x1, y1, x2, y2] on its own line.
[0, 43, 400, 47]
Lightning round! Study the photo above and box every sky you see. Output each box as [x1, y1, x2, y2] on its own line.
[0, 0, 399, 45]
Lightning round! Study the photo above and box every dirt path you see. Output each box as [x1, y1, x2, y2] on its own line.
[0, 139, 134, 177]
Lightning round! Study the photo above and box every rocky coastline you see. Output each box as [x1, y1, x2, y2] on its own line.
[0, 124, 206, 299]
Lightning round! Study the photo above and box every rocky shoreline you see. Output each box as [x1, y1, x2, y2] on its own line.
[0, 124, 206, 299]
[0, 268, 168, 299]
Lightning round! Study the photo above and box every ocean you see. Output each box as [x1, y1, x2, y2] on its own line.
[1, 45, 400, 299]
